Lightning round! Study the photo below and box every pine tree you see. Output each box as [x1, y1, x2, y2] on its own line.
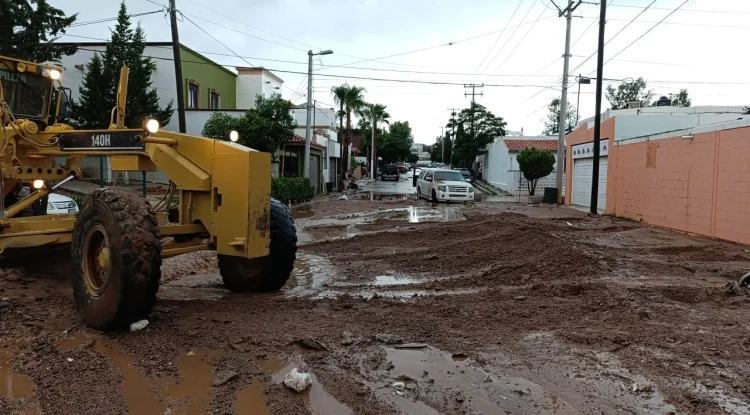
[71, 53, 109, 129]
[72, 1, 173, 129]
[0, 0, 77, 63]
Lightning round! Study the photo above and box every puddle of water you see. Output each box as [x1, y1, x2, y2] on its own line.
[234, 380, 269, 415]
[389, 206, 465, 223]
[267, 362, 353, 415]
[292, 208, 315, 220]
[284, 253, 336, 297]
[257, 359, 285, 374]
[93, 338, 166, 414]
[380, 346, 576, 415]
[354, 192, 413, 201]
[315, 287, 484, 300]
[373, 275, 419, 286]
[0, 349, 35, 400]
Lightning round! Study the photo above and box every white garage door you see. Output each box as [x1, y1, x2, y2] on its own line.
[572, 157, 607, 211]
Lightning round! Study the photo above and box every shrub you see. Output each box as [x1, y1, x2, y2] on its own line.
[271, 177, 314, 205]
[516, 147, 555, 196]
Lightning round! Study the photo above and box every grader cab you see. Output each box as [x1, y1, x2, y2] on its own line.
[0, 56, 297, 329]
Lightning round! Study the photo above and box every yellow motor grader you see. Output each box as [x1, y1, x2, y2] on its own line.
[0, 56, 297, 329]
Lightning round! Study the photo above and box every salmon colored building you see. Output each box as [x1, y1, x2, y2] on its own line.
[565, 106, 750, 244]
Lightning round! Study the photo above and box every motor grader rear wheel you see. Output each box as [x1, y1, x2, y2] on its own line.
[218, 198, 297, 292]
[71, 188, 162, 330]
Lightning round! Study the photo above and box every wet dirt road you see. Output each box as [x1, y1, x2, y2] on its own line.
[1, 192, 749, 414]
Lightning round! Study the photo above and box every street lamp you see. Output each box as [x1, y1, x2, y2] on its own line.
[304, 50, 334, 180]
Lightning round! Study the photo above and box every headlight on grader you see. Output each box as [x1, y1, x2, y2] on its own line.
[227, 130, 239, 142]
[42, 68, 61, 80]
[33, 180, 44, 189]
[143, 118, 160, 134]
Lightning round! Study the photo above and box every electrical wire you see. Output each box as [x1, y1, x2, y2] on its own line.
[584, 0, 692, 77]
[521, 0, 658, 103]
[491, 2, 548, 74]
[608, 3, 750, 14]
[482, 0, 539, 75]
[473, 0, 526, 75]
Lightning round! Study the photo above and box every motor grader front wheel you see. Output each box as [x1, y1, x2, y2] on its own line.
[71, 188, 162, 330]
[218, 198, 297, 292]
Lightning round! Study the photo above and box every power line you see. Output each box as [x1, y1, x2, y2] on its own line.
[473, 0, 526, 75]
[491, 1, 548, 74]
[483, 0, 540, 75]
[608, 3, 750, 14]
[521, 0, 658, 104]
[584, 0, 692, 77]
[316, 14, 560, 73]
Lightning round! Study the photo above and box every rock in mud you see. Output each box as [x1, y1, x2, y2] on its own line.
[129, 319, 149, 332]
[375, 333, 403, 345]
[341, 332, 356, 346]
[284, 368, 312, 393]
[295, 339, 328, 351]
[212, 370, 238, 387]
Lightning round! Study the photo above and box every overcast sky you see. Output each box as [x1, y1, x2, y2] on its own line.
[51, 0, 749, 144]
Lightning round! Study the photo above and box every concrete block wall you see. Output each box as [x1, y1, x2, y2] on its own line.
[610, 125, 750, 244]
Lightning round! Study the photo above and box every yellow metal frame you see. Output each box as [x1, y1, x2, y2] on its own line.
[0, 55, 271, 260]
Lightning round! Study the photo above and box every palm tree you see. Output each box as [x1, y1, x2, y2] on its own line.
[331, 85, 349, 178]
[343, 86, 367, 172]
[361, 103, 390, 177]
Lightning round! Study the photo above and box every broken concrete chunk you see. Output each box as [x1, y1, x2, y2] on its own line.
[376, 333, 403, 345]
[283, 368, 312, 393]
[394, 343, 428, 349]
[130, 319, 149, 332]
[295, 339, 328, 351]
[212, 370, 238, 387]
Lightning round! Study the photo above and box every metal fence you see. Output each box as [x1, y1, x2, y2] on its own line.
[53, 156, 171, 204]
[510, 170, 566, 197]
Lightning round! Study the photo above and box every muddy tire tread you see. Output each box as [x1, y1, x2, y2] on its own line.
[218, 198, 297, 292]
[71, 188, 161, 330]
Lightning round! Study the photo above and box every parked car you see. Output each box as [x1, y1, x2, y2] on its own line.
[47, 193, 79, 214]
[396, 162, 407, 173]
[454, 168, 474, 184]
[416, 168, 474, 202]
[381, 164, 400, 181]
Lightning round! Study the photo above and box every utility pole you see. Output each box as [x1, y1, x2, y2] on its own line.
[590, 0, 607, 214]
[304, 50, 314, 179]
[464, 85, 483, 168]
[552, 0, 582, 205]
[441, 126, 445, 163]
[371, 107, 376, 180]
[169, 0, 186, 133]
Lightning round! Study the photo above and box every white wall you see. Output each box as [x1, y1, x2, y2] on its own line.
[185, 110, 246, 137]
[292, 107, 338, 129]
[485, 139, 511, 190]
[614, 113, 748, 142]
[236, 70, 283, 109]
[58, 45, 181, 129]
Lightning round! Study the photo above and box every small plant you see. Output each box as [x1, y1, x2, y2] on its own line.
[516, 147, 555, 196]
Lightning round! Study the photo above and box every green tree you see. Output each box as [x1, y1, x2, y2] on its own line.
[330, 85, 348, 175]
[516, 147, 555, 196]
[379, 120, 413, 163]
[202, 93, 295, 153]
[431, 137, 442, 162]
[605, 77, 653, 110]
[671, 89, 691, 107]
[331, 84, 367, 177]
[0, 0, 77, 63]
[72, 2, 173, 129]
[542, 98, 576, 135]
[360, 103, 390, 166]
[452, 103, 506, 167]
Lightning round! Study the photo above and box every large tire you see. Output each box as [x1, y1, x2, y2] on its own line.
[218, 198, 297, 292]
[71, 188, 161, 330]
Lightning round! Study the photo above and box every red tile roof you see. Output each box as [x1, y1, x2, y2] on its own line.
[504, 139, 558, 152]
[288, 135, 326, 150]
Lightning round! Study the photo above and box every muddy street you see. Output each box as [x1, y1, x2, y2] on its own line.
[1, 186, 749, 414]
